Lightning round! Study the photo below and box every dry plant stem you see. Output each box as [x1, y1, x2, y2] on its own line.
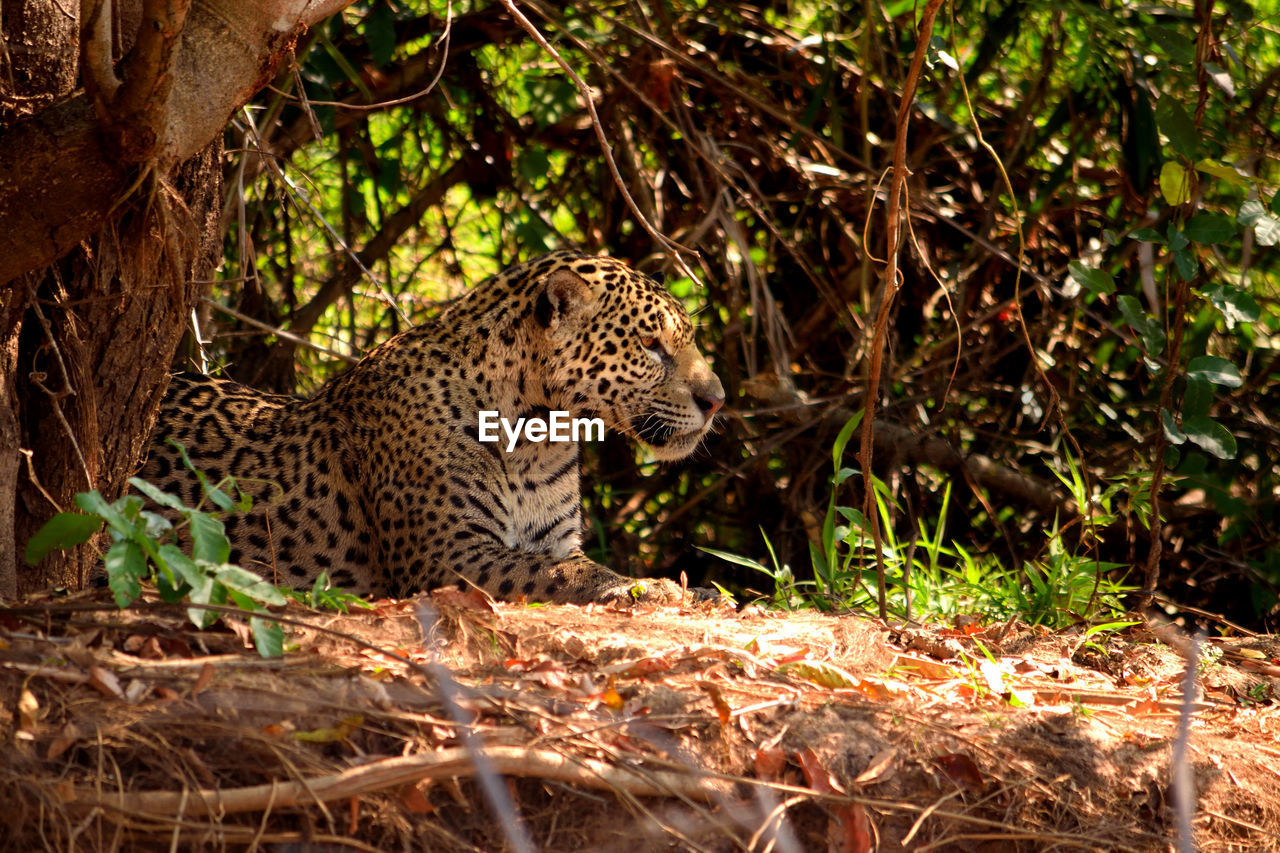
[860, 0, 946, 620]
[200, 297, 360, 364]
[73, 745, 729, 816]
[1141, 275, 1189, 604]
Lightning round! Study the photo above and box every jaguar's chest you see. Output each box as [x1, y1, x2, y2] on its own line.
[497, 442, 583, 556]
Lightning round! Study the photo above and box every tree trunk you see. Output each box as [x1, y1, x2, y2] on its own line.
[0, 0, 354, 597]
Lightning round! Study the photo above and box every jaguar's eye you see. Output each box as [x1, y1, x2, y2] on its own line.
[639, 334, 670, 362]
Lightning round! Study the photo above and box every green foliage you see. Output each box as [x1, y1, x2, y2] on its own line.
[208, 0, 1280, 626]
[284, 572, 375, 613]
[27, 442, 287, 658]
[707, 416, 1134, 628]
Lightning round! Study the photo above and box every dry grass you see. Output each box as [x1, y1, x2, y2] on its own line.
[2, 587, 1279, 851]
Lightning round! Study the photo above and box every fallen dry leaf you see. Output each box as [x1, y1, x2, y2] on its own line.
[932, 753, 984, 792]
[87, 666, 124, 700]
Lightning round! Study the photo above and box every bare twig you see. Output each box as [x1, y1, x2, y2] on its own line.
[859, 0, 947, 620]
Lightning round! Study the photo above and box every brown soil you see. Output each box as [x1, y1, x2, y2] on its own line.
[2, 587, 1279, 852]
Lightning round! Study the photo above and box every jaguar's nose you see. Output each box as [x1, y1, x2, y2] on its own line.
[695, 392, 725, 418]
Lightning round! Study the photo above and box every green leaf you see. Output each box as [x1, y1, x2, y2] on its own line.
[1117, 295, 1166, 353]
[697, 546, 769, 572]
[1183, 374, 1213, 419]
[168, 439, 237, 511]
[1195, 159, 1250, 188]
[1068, 261, 1116, 296]
[1167, 225, 1189, 251]
[215, 565, 287, 605]
[24, 513, 101, 564]
[1155, 99, 1198, 158]
[1159, 161, 1193, 205]
[1187, 355, 1243, 388]
[1183, 416, 1237, 460]
[1173, 247, 1199, 281]
[105, 539, 147, 608]
[1255, 215, 1280, 247]
[74, 490, 129, 535]
[1184, 213, 1235, 244]
[831, 411, 863, 473]
[1236, 198, 1279, 244]
[250, 616, 285, 658]
[128, 477, 188, 511]
[185, 574, 219, 628]
[1202, 283, 1261, 328]
[1147, 25, 1196, 64]
[1129, 228, 1163, 243]
[158, 543, 205, 588]
[1238, 199, 1267, 226]
[1160, 408, 1186, 445]
[187, 511, 230, 565]
[140, 511, 173, 541]
[1162, 445, 1181, 469]
[365, 3, 398, 68]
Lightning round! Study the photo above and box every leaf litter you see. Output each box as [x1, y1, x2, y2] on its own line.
[1, 587, 1279, 851]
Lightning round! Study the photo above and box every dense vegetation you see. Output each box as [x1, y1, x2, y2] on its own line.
[198, 0, 1279, 628]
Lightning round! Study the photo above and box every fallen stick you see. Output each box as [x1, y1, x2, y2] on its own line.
[72, 744, 731, 816]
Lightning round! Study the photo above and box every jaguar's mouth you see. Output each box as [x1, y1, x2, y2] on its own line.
[628, 414, 711, 461]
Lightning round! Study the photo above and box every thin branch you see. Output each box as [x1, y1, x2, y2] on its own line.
[859, 0, 947, 620]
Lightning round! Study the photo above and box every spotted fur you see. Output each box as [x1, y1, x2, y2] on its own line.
[141, 252, 725, 604]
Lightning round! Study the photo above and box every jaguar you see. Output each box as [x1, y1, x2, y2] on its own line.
[140, 251, 725, 604]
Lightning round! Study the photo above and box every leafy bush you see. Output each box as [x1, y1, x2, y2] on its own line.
[26, 441, 287, 657]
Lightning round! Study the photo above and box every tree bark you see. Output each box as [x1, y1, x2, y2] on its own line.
[0, 0, 354, 596]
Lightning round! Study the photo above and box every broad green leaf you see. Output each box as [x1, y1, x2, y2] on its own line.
[1117, 295, 1166, 353]
[1147, 25, 1196, 64]
[1162, 445, 1181, 468]
[1155, 99, 1197, 158]
[1187, 355, 1243, 388]
[24, 513, 101, 564]
[1129, 227, 1162, 243]
[1184, 213, 1235, 244]
[105, 539, 147, 608]
[1202, 283, 1261, 329]
[1237, 199, 1267, 226]
[1255, 215, 1280, 246]
[128, 477, 188, 511]
[158, 543, 205, 588]
[1183, 416, 1237, 460]
[1167, 225, 1189, 251]
[1237, 199, 1279, 244]
[187, 511, 230, 565]
[1160, 408, 1186, 445]
[1159, 161, 1192, 205]
[1068, 261, 1116, 296]
[1173, 247, 1199, 281]
[1182, 375, 1212, 419]
[215, 565, 287, 605]
[74, 490, 129, 535]
[185, 574, 219, 628]
[140, 511, 173, 541]
[250, 616, 285, 658]
[1195, 159, 1250, 188]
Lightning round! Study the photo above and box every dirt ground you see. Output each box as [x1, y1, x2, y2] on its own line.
[2, 587, 1279, 852]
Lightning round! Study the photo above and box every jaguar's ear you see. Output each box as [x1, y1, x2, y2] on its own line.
[535, 269, 597, 331]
